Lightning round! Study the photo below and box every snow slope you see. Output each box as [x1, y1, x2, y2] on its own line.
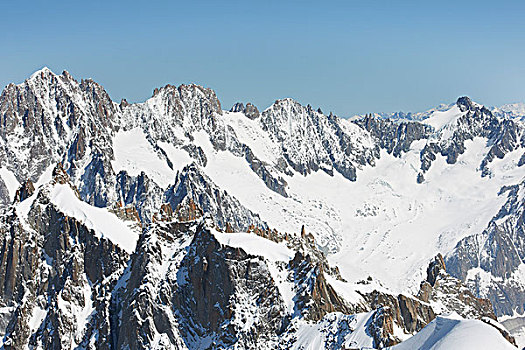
[0, 167, 20, 201]
[112, 128, 174, 188]
[389, 314, 515, 350]
[423, 105, 466, 131]
[212, 229, 294, 262]
[102, 97, 525, 296]
[289, 312, 375, 350]
[49, 183, 139, 253]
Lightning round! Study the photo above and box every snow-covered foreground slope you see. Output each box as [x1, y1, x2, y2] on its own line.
[389, 314, 516, 350]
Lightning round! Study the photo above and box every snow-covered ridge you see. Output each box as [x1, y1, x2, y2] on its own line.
[212, 229, 294, 262]
[389, 313, 516, 350]
[49, 183, 139, 254]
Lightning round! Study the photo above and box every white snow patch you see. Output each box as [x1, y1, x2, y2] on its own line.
[342, 311, 378, 349]
[423, 105, 466, 131]
[157, 141, 194, 173]
[112, 128, 174, 188]
[0, 167, 20, 201]
[222, 111, 281, 164]
[212, 229, 294, 262]
[289, 311, 377, 350]
[27, 304, 46, 333]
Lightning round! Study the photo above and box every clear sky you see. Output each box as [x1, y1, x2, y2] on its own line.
[1, 0, 525, 117]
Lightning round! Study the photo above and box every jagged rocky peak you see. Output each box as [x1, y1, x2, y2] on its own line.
[230, 101, 244, 112]
[426, 253, 447, 286]
[455, 95, 492, 115]
[119, 81, 225, 145]
[119, 98, 129, 109]
[456, 95, 476, 112]
[230, 101, 260, 119]
[259, 97, 378, 181]
[51, 162, 71, 185]
[354, 113, 432, 158]
[151, 83, 222, 115]
[164, 162, 267, 232]
[27, 67, 78, 87]
[27, 66, 55, 82]
[454, 95, 496, 127]
[418, 254, 496, 320]
[288, 250, 354, 321]
[0, 66, 119, 181]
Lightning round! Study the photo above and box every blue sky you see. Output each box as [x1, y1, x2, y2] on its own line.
[1, 0, 525, 116]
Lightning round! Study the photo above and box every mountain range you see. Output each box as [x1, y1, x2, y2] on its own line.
[0, 68, 523, 349]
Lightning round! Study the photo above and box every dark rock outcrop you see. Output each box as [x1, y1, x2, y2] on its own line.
[419, 254, 496, 320]
[230, 102, 260, 119]
[164, 163, 267, 232]
[13, 180, 35, 203]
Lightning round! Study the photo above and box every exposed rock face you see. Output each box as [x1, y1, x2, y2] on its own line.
[0, 68, 119, 210]
[418, 254, 496, 320]
[114, 222, 298, 349]
[446, 179, 525, 316]
[164, 163, 267, 232]
[354, 115, 432, 157]
[0, 193, 129, 348]
[0, 69, 117, 183]
[426, 253, 447, 287]
[121, 83, 222, 143]
[13, 180, 35, 202]
[259, 99, 378, 181]
[0, 179, 10, 209]
[243, 146, 288, 197]
[289, 251, 356, 321]
[366, 307, 399, 348]
[115, 170, 165, 222]
[420, 97, 524, 176]
[230, 102, 260, 119]
[360, 290, 435, 336]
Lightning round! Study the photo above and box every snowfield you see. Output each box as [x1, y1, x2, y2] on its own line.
[112, 127, 175, 188]
[198, 112, 523, 293]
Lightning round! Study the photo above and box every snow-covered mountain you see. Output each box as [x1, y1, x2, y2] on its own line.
[492, 102, 525, 120]
[0, 68, 523, 348]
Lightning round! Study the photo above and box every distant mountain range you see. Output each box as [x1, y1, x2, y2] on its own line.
[354, 101, 525, 122]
